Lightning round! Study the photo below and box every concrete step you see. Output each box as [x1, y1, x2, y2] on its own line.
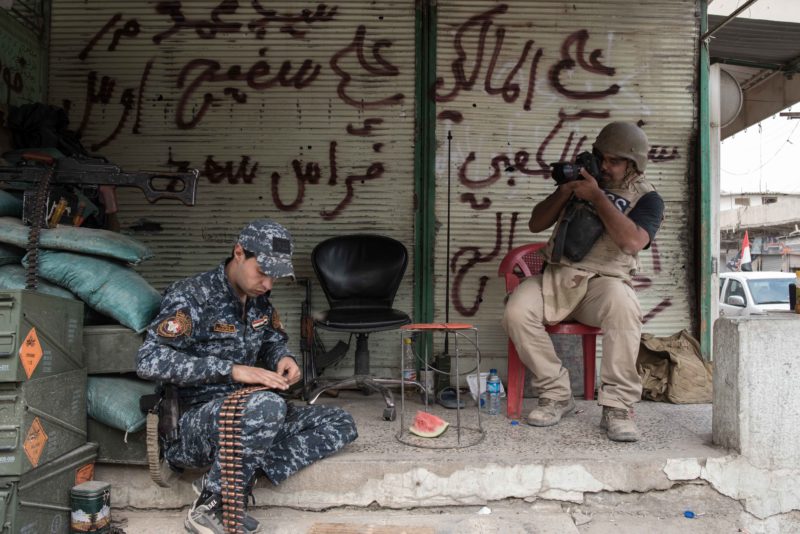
[97, 395, 724, 511]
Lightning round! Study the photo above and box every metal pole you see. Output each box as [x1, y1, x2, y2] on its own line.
[699, 0, 713, 361]
[446, 130, 452, 323]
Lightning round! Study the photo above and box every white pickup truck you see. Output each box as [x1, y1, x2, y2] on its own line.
[719, 271, 796, 317]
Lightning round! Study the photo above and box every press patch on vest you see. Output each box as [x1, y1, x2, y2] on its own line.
[213, 322, 237, 334]
[603, 191, 631, 213]
[251, 316, 269, 330]
[157, 310, 192, 338]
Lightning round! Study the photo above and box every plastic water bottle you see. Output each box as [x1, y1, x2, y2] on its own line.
[402, 337, 416, 382]
[487, 369, 502, 416]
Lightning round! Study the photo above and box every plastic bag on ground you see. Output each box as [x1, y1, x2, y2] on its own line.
[636, 330, 713, 404]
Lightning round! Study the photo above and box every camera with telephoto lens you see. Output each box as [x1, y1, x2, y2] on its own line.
[550, 151, 601, 186]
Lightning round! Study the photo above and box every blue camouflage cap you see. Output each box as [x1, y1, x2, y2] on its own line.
[237, 219, 294, 278]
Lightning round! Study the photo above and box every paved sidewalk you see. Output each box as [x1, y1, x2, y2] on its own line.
[115, 484, 747, 533]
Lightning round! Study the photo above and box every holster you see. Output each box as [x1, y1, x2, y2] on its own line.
[141, 384, 184, 487]
[551, 198, 604, 263]
[139, 384, 181, 446]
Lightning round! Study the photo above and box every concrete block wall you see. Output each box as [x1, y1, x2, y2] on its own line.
[713, 314, 800, 470]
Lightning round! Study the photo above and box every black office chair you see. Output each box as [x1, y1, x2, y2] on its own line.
[304, 234, 411, 421]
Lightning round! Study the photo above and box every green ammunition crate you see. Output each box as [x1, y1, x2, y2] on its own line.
[87, 418, 147, 466]
[0, 290, 84, 382]
[83, 325, 144, 375]
[0, 369, 87, 476]
[0, 442, 98, 534]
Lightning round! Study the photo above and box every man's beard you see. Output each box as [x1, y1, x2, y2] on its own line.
[600, 169, 636, 188]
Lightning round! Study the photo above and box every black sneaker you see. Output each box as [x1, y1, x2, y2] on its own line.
[185, 491, 224, 534]
[190, 476, 262, 533]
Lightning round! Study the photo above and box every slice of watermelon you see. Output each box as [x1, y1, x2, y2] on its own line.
[408, 410, 449, 438]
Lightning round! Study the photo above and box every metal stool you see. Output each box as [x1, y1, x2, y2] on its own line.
[396, 323, 484, 449]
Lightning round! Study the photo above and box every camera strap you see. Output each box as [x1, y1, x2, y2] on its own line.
[551, 198, 578, 263]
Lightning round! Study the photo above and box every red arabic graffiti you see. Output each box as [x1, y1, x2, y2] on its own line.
[270, 133, 385, 219]
[435, 5, 617, 112]
[548, 29, 619, 100]
[330, 25, 404, 109]
[450, 212, 520, 316]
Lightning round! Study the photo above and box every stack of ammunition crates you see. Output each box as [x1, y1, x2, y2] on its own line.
[84, 324, 149, 465]
[0, 289, 98, 532]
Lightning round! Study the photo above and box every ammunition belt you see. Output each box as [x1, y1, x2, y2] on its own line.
[218, 386, 269, 534]
[25, 163, 54, 289]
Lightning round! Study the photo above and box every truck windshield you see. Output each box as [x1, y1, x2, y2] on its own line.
[746, 278, 792, 305]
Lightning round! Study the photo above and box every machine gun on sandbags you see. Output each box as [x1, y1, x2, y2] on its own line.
[0, 151, 199, 289]
[0, 151, 198, 227]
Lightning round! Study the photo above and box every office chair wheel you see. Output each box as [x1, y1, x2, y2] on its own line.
[383, 406, 396, 421]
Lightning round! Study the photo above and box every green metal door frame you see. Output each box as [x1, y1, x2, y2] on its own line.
[413, 0, 437, 325]
[699, 0, 713, 360]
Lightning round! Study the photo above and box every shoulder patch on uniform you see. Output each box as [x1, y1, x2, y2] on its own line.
[213, 322, 237, 334]
[157, 310, 193, 338]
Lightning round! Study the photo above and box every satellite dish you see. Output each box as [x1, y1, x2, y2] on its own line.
[719, 68, 743, 128]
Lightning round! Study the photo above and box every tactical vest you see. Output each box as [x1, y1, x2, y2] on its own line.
[544, 176, 656, 280]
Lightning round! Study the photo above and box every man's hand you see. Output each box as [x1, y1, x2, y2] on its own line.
[276, 356, 302, 385]
[561, 169, 604, 203]
[231, 364, 290, 390]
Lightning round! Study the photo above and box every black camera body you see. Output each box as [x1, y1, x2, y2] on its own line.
[550, 151, 601, 186]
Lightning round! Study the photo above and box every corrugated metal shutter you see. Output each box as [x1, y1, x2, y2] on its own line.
[760, 255, 782, 271]
[0, 5, 48, 105]
[47, 1, 416, 375]
[434, 1, 698, 374]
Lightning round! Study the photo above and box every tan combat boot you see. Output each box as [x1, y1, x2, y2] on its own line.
[600, 406, 640, 442]
[526, 396, 575, 427]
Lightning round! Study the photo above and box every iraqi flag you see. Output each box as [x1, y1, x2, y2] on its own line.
[739, 231, 752, 272]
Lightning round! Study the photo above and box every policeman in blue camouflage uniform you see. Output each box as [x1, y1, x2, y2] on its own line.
[137, 219, 358, 534]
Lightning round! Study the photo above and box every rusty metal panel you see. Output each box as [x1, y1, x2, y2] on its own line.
[434, 1, 698, 372]
[47, 1, 416, 375]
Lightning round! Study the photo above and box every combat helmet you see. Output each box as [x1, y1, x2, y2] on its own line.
[593, 122, 650, 172]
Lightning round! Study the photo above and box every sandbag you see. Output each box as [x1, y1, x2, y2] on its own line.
[22, 250, 161, 332]
[0, 264, 77, 299]
[87, 376, 155, 433]
[0, 216, 153, 264]
[0, 190, 22, 217]
[636, 330, 713, 404]
[0, 244, 24, 266]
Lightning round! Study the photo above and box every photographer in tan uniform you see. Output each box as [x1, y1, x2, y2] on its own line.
[502, 122, 664, 442]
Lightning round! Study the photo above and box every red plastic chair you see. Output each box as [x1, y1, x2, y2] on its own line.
[498, 243, 601, 420]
